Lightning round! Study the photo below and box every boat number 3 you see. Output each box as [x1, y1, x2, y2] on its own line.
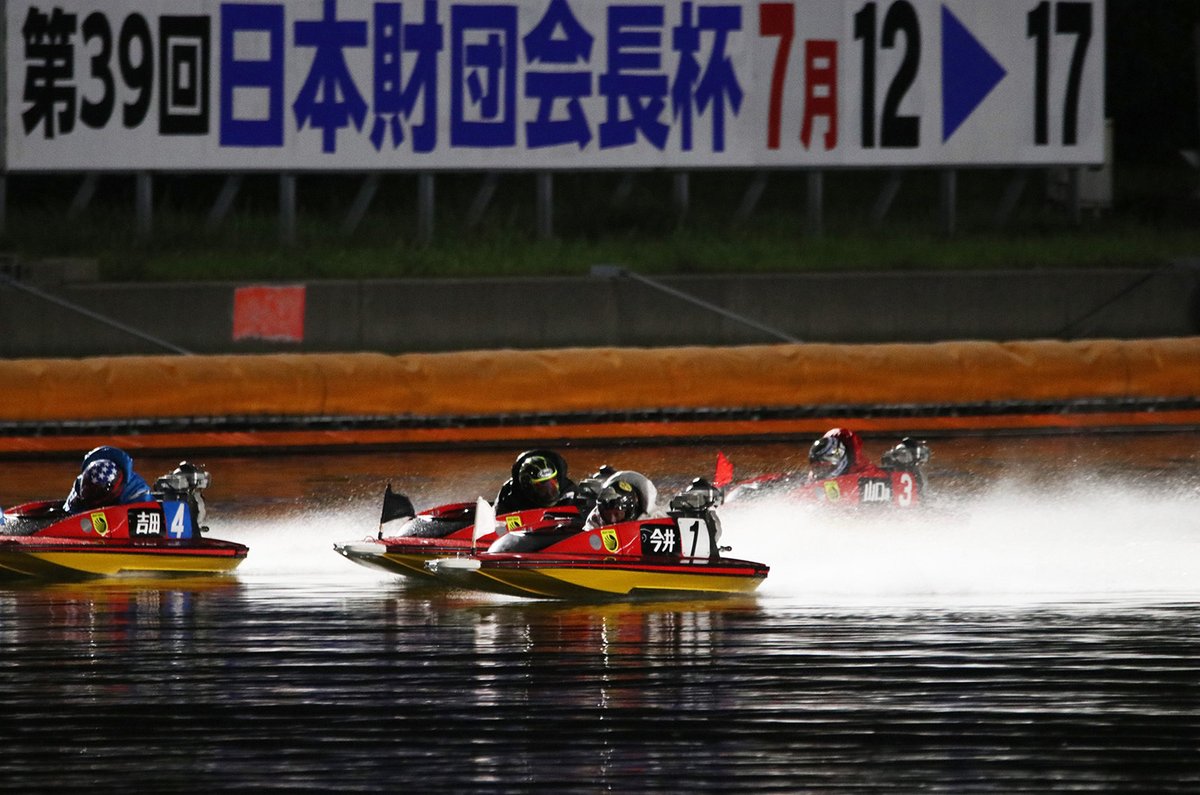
[897, 473, 915, 507]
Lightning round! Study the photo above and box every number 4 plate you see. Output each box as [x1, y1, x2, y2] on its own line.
[162, 501, 193, 540]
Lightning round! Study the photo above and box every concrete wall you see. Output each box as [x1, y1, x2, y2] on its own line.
[2, 267, 1198, 358]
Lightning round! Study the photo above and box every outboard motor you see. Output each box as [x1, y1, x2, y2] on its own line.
[880, 438, 931, 492]
[570, 464, 618, 513]
[667, 478, 727, 558]
[153, 461, 211, 534]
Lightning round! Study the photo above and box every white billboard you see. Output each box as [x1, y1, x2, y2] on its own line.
[4, 0, 1105, 171]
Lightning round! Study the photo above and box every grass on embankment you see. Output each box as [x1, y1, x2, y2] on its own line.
[3, 167, 1198, 282]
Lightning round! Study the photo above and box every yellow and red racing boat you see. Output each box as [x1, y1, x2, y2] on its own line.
[425, 479, 769, 600]
[0, 463, 247, 579]
[334, 485, 585, 597]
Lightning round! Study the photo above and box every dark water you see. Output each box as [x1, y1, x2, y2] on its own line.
[3, 436, 1200, 791]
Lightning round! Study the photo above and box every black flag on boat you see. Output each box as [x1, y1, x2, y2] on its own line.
[380, 483, 416, 527]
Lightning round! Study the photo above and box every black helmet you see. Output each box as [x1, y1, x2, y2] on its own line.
[596, 480, 642, 525]
[518, 454, 561, 507]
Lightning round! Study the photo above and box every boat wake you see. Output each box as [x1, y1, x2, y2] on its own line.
[723, 475, 1200, 607]
[213, 502, 395, 585]
[199, 475, 1200, 606]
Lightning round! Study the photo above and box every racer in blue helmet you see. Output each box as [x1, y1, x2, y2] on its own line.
[64, 446, 152, 513]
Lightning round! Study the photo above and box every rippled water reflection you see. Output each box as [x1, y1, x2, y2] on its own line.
[2, 437, 1200, 791]
[3, 577, 1198, 792]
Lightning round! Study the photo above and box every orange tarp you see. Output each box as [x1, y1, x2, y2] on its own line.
[3, 338, 1199, 424]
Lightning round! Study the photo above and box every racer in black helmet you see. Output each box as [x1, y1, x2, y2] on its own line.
[596, 480, 642, 526]
[519, 455, 561, 505]
[493, 449, 578, 514]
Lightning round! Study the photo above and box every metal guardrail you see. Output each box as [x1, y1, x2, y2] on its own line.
[591, 265, 801, 344]
[0, 271, 192, 355]
[1056, 259, 1200, 341]
[0, 166, 1092, 249]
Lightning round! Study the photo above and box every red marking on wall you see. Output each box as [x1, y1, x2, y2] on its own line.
[232, 285, 306, 342]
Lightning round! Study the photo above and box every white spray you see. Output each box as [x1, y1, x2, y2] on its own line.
[723, 476, 1200, 607]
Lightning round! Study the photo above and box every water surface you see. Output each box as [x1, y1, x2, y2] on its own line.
[2, 436, 1199, 791]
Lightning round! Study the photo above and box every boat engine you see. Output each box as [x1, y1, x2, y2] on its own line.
[668, 478, 728, 556]
[154, 461, 211, 533]
[669, 477, 724, 513]
[880, 437, 931, 492]
[880, 437, 930, 470]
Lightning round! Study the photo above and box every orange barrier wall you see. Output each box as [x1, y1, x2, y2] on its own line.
[4, 338, 1200, 423]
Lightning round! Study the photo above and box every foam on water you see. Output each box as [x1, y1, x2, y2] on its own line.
[202, 476, 1200, 604]
[213, 500, 399, 584]
[726, 476, 1200, 605]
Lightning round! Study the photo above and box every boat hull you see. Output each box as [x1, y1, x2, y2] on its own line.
[334, 538, 477, 581]
[461, 555, 768, 599]
[2, 465, 244, 581]
[0, 538, 247, 579]
[337, 541, 542, 598]
[335, 501, 583, 582]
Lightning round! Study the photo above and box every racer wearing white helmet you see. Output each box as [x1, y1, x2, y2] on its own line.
[583, 470, 657, 530]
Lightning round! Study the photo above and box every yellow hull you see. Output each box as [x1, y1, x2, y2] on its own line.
[0, 548, 245, 579]
[376, 552, 440, 578]
[336, 541, 769, 601]
[422, 557, 548, 598]
[474, 562, 767, 600]
[334, 541, 445, 580]
[336, 543, 538, 597]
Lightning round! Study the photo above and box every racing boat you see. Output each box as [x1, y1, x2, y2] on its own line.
[333, 484, 585, 589]
[717, 437, 932, 509]
[0, 462, 247, 579]
[425, 479, 769, 600]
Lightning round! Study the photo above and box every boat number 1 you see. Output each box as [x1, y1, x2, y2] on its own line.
[677, 518, 710, 558]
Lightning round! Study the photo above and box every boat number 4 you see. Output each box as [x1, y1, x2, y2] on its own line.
[163, 501, 193, 540]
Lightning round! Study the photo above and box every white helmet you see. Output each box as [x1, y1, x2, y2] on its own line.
[595, 470, 657, 524]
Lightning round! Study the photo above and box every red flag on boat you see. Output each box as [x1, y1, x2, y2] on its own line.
[714, 452, 734, 489]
